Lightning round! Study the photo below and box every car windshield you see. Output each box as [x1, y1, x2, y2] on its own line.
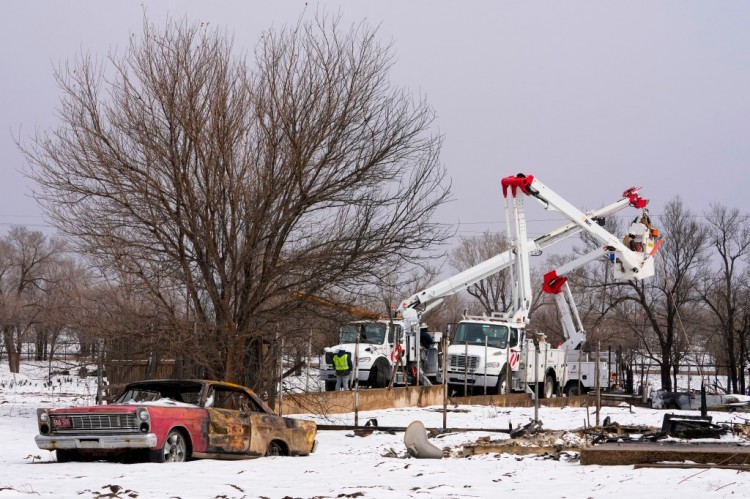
[339, 322, 386, 344]
[113, 382, 203, 406]
[453, 322, 510, 349]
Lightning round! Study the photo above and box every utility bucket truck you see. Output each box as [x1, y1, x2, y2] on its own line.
[319, 315, 443, 391]
[395, 173, 661, 397]
[320, 316, 442, 391]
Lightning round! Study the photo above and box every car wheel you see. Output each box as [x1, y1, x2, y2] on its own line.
[56, 449, 79, 463]
[324, 380, 336, 392]
[151, 429, 188, 463]
[265, 440, 286, 457]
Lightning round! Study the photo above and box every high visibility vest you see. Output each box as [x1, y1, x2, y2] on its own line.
[333, 353, 350, 374]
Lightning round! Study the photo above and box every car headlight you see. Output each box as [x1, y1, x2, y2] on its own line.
[357, 357, 371, 364]
[39, 411, 49, 423]
[485, 362, 500, 368]
[137, 408, 150, 421]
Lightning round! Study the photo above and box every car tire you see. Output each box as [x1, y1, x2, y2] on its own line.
[56, 449, 78, 463]
[265, 440, 287, 457]
[324, 380, 336, 392]
[150, 429, 188, 463]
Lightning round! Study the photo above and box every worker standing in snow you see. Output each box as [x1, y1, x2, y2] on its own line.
[332, 349, 353, 391]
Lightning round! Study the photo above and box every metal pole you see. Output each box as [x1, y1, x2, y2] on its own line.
[416, 326, 420, 389]
[534, 339, 539, 423]
[442, 334, 448, 429]
[306, 328, 312, 392]
[279, 337, 284, 416]
[464, 340, 468, 397]
[354, 335, 360, 426]
[484, 335, 488, 396]
[595, 341, 601, 427]
[96, 338, 104, 405]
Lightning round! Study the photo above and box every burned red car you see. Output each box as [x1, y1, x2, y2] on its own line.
[35, 379, 317, 463]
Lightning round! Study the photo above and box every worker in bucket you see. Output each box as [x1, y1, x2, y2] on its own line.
[332, 349, 353, 391]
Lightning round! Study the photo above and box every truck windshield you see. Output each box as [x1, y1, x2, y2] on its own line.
[340, 323, 386, 344]
[453, 322, 510, 348]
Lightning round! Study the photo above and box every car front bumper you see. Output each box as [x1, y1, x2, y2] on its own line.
[35, 433, 158, 450]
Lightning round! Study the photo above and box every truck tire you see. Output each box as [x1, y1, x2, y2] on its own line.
[367, 358, 390, 388]
[492, 367, 510, 395]
[542, 374, 555, 399]
[565, 382, 582, 397]
[324, 380, 336, 392]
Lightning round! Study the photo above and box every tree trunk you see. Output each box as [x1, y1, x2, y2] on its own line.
[224, 333, 247, 385]
[3, 328, 20, 374]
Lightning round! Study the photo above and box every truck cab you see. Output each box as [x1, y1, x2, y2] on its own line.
[319, 318, 443, 391]
[446, 316, 523, 395]
[319, 319, 402, 391]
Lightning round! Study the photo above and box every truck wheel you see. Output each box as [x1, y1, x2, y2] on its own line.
[493, 369, 509, 395]
[368, 358, 390, 388]
[565, 382, 582, 397]
[324, 380, 336, 392]
[542, 375, 555, 399]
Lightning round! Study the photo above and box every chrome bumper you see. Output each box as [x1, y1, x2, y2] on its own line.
[35, 433, 157, 450]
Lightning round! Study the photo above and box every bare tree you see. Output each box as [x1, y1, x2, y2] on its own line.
[615, 197, 710, 390]
[34, 256, 90, 365]
[700, 204, 750, 393]
[21, 14, 450, 391]
[0, 227, 67, 373]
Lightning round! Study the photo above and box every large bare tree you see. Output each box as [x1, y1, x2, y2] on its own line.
[21, 15, 450, 389]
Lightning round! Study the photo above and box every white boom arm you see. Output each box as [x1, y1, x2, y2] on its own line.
[538, 191, 663, 351]
[398, 180, 649, 317]
[501, 174, 660, 281]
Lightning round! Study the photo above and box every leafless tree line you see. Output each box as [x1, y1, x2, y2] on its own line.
[448, 197, 750, 394]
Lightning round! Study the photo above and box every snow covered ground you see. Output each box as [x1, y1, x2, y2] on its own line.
[1, 361, 750, 498]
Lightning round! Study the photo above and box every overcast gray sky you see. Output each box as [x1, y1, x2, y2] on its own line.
[2, 1, 749, 244]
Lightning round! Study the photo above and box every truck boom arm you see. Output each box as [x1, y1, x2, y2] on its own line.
[398, 179, 649, 315]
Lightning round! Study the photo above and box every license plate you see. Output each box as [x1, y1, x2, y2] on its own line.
[53, 416, 72, 429]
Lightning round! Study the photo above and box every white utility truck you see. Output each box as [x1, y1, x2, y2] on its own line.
[397, 173, 661, 397]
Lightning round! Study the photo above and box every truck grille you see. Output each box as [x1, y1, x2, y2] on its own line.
[52, 413, 139, 433]
[448, 354, 479, 370]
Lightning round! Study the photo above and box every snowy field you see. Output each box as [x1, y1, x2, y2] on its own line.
[1, 361, 750, 498]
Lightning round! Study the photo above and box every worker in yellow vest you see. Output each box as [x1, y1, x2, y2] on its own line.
[332, 349, 353, 391]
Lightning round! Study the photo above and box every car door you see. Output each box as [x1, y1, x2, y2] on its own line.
[205, 386, 252, 454]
